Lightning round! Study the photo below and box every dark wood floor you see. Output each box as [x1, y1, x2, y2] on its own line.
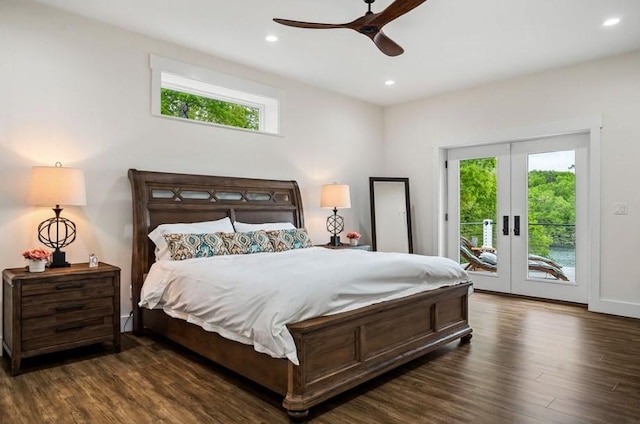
[1, 292, 639, 423]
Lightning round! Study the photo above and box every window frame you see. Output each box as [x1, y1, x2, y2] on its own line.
[150, 55, 283, 135]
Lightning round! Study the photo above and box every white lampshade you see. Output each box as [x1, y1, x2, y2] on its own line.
[28, 165, 87, 207]
[320, 183, 351, 209]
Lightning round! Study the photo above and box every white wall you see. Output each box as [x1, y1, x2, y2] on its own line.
[0, 1, 383, 330]
[383, 50, 640, 318]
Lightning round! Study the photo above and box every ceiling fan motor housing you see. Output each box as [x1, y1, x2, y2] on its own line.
[361, 26, 379, 34]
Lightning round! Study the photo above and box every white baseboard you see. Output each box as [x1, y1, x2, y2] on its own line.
[589, 298, 640, 319]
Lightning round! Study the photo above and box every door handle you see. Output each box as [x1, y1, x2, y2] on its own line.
[514, 215, 520, 236]
[503, 216, 509, 236]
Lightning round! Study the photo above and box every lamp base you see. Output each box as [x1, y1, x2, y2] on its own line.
[325, 210, 344, 247]
[49, 250, 71, 268]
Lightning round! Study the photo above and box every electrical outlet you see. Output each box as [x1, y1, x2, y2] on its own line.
[614, 203, 628, 215]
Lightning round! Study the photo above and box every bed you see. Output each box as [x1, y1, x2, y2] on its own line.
[128, 169, 473, 422]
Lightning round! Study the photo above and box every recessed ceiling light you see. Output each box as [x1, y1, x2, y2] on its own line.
[385, 80, 395, 86]
[603, 17, 621, 27]
[266, 35, 279, 42]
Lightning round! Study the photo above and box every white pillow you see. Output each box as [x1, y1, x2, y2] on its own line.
[148, 217, 235, 261]
[233, 221, 296, 232]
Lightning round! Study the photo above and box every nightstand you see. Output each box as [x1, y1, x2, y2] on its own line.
[2, 262, 120, 375]
[317, 244, 371, 251]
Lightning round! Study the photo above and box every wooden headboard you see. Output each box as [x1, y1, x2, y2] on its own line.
[128, 169, 305, 334]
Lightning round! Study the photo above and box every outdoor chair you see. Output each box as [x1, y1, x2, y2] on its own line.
[460, 241, 496, 272]
[460, 237, 569, 281]
[527, 259, 569, 281]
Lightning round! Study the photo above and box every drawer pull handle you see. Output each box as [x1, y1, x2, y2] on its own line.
[55, 323, 86, 333]
[55, 304, 86, 312]
[55, 283, 86, 290]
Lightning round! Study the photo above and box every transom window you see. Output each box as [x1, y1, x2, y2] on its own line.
[150, 55, 282, 135]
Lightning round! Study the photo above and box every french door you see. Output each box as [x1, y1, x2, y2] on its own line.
[447, 133, 589, 303]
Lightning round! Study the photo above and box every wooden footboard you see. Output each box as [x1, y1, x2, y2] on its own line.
[283, 282, 472, 419]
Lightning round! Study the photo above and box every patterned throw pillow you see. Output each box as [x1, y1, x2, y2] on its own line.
[163, 233, 229, 261]
[221, 230, 275, 255]
[266, 228, 313, 252]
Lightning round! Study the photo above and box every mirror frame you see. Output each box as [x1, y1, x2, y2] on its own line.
[369, 177, 413, 253]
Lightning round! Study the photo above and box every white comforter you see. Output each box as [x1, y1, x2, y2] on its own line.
[139, 247, 469, 365]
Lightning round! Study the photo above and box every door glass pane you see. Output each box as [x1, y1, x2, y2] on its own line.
[527, 151, 576, 282]
[459, 158, 498, 273]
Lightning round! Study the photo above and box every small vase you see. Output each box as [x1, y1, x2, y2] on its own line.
[350, 238, 358, 246]
[28, 259, 46, 273]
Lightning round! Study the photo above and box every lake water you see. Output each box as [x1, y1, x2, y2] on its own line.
[548, 245, 576, 267]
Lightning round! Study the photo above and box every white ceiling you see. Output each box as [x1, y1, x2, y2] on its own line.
[33, 0, 640, 106]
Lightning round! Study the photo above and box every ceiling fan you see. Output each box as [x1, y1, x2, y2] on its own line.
[273, 0, 428, 57]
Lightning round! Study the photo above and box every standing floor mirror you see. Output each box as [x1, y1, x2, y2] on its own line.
[369, 177, 413, 253]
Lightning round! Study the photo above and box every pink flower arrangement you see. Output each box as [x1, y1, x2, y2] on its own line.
[22, 248, 51, 261]
[346, 231, 361, 240]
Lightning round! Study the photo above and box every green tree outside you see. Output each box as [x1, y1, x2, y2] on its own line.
[160, 88, 260, 131]
[528, 170, 575, 256]
[459, 158, 497, 244]
[459, 159, 575, 257]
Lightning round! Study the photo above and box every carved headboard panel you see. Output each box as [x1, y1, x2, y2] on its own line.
[128, 169, 304, 333]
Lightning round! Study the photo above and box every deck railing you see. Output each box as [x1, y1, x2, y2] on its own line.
[460, 222, 576, 266]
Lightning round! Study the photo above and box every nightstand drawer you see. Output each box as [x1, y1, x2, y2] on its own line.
[21, 277, 114, 297]
[22, 316, 114, 352]
[22, 296, 113, 319]
[22, 285, 115, 317]
[23, 308, 113, 338]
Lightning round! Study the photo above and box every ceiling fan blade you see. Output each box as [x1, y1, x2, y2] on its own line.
[273, 18, 346, 30]
[371, 0, 428, 28]
[373, 31, 404, 56]
[273, 1, 423, 57]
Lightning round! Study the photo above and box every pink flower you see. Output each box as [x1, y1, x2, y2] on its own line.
[346, 232, 361, 239]
[22, 248, 51, 261]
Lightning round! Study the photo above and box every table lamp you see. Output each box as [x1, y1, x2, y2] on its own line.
[28, 162, 87, 268]
[320, 183, 351, 246]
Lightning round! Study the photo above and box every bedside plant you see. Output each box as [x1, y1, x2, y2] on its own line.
[346, 232, 361, 246]
[22, 247, 51, 272]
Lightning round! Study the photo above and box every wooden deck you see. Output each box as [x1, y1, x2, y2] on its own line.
[1, 292, 639, 423]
